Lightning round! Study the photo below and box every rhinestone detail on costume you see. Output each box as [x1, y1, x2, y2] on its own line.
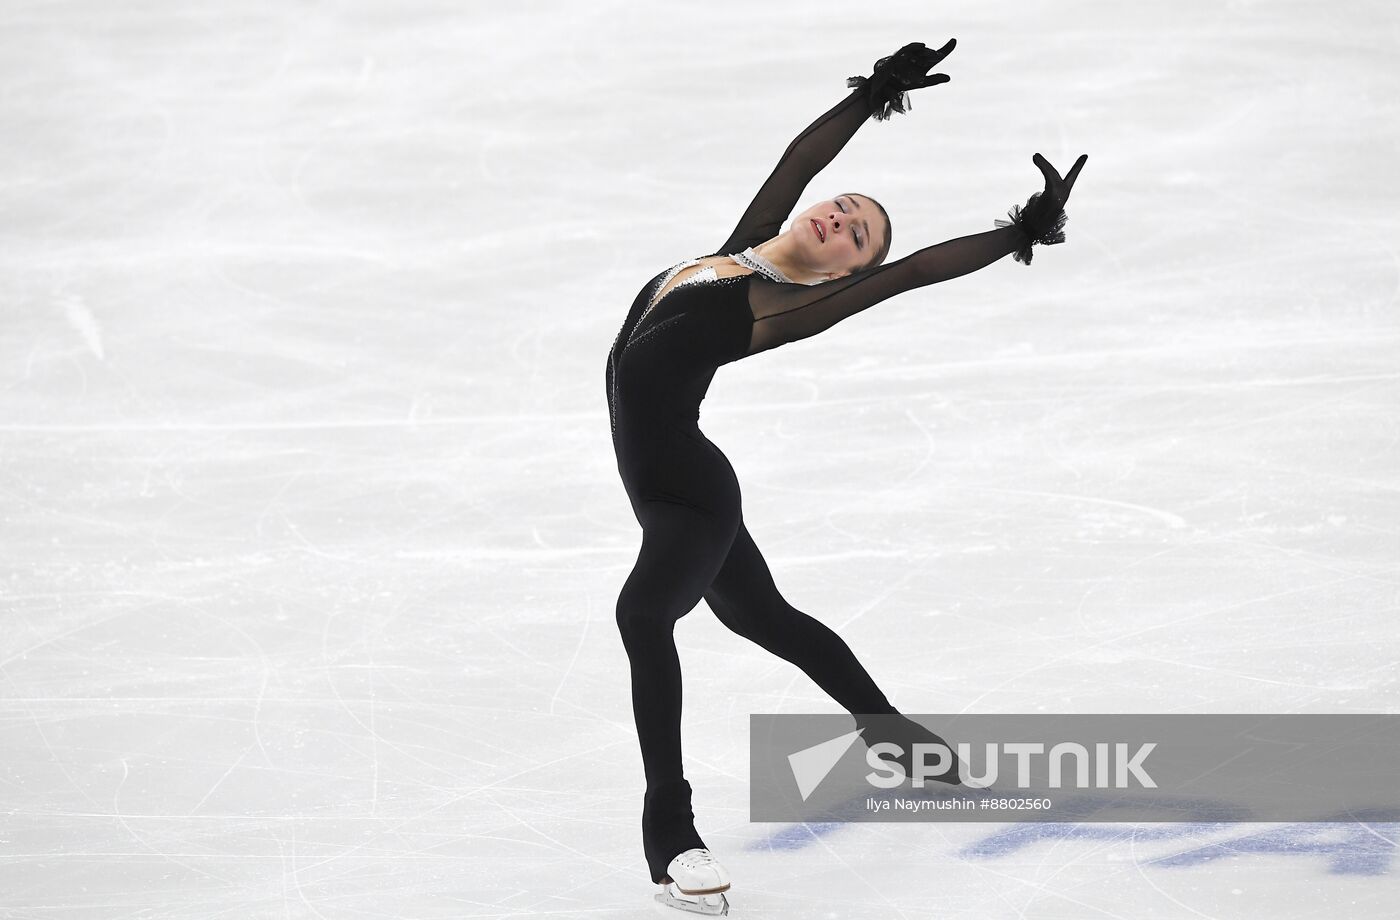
[728, 247, 793, 283]
[630, 258, 716, 346]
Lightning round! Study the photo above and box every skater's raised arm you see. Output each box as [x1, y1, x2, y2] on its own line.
[717, 40, 956, 255]
[741, 152, 1088, 358]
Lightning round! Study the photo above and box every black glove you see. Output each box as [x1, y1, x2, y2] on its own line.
[996, 152, 1088, 265]
[846, 39, 956, 121]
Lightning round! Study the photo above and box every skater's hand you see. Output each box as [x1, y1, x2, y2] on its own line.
[876, 39, 957, 91]
[850, 39, 956, 121]
[1031, 152, 1088, 211]
[995, 153, 1086, 264]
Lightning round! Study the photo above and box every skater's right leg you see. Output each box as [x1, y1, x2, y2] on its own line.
[615, 496, 739, 883]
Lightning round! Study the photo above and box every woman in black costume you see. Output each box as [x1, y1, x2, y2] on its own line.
[604, 39, 1087, 914]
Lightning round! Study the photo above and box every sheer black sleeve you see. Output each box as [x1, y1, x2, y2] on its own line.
[742, 226, 1024, 357]
[716, 87, 875, 255]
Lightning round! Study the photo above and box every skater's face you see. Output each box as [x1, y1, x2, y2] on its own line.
[793, 193, 890, 280]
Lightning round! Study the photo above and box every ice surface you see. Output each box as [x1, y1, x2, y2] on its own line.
[1, 0, 1397, 917]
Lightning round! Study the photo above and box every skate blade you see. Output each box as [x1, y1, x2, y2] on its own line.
[654, 888, 729, 916]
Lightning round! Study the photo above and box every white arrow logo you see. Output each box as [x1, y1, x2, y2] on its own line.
[788, 728, 864, 801]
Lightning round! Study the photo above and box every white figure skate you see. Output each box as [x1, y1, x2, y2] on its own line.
[654, 848, 730, 915]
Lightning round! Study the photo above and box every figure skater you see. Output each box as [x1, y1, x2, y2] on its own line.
[604, 39, 1087, 915]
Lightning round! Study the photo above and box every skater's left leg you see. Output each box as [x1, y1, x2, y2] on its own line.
[703, 518, 898, 718]
[704, 517, 961, 784]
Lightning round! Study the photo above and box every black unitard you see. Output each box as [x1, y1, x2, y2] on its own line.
[605, 85, 1023, 883]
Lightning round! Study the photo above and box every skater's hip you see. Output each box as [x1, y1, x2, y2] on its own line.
[615, 426, 738, 495]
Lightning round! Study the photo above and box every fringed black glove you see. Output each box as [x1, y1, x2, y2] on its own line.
[996, 152, 1088, 265]
[846, 39, 956, 121]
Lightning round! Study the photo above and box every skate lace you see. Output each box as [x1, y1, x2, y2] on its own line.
[678, 848, 717, 868]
